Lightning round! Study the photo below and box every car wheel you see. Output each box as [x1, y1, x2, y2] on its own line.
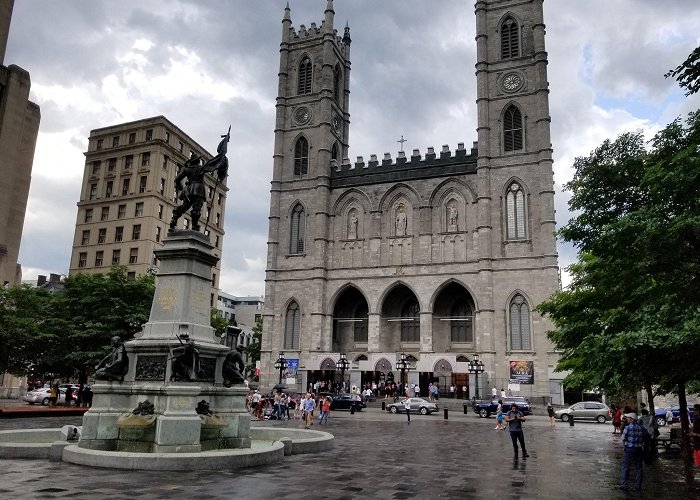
[655, 416, 666, 427]
[596, 415, 607, 424]
[420, 407, 428, 415]
[27, 402, 34, 405]
[42, 398, 50, 406]
[479, 409, 489, 418]
[560, 413, 570, 422]
[390, 406, 398, 414]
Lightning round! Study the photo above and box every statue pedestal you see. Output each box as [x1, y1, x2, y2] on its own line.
[79, 232, 250, 453]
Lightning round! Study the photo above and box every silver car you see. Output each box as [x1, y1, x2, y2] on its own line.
[386, 397, 439, 415]
[555, 401, 610, 423]
[23, 387, 66, 405]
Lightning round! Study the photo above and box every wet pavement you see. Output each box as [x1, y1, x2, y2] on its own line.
[1, 404, 698, 499]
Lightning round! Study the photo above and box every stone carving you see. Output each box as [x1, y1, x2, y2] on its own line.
[395, 209, 407, 236]
[348, 212, 358, 240]
[170, 128, 229, 232]
[222, 346, 246, 387]
[198, 357, 217, 382]
[133, 400, 155, 416]
[170, 334, 203, 382]
[196, 400, 213, 416]
[447, 205, 458, 231]
[135, 355, 167, 381]
[94, 336, 129, 381]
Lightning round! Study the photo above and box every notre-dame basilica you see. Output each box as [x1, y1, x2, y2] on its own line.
[261, 0, 562, 403]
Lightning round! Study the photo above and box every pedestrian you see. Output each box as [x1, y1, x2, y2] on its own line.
[450, 385, 455, 398]
[274, 391, 283, 420]
[547, 403, 555, 428]
[319, 396, 331, 424]
[612, 406, 622, 434]
[462, 385, 467, 399]
[49, 383, 58, 406]
[404, 397, 411, 423]
[492, 386, 498, 399]
[414, 384, 420, 398]
[64, 386, 73, 407]
[500, 387, 506, 398]
[505, 403, 529, 458]
[665, 407, 673, 428]
[620, 412, 644, 491]
[495, 400, 504, 431]
[689, 404, 700, 467]
[638, 409, 656, 464]
[304, 393, 316, 429]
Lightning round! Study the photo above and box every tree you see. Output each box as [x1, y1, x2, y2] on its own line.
[666, 46, 700, 96]
[210, 308, 229, 339]
[537, 111, 700, 464]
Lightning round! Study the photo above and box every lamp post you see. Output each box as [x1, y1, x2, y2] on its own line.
[468, 354, 485, 400]
[274, 353, 287, 385]
[337, 353, 350, 393]
[395, 353, 409, 396]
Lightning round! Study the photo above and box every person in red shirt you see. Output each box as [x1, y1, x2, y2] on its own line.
[689, 404, 700, 467]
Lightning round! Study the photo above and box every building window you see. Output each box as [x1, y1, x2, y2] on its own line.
[510, 294, 531, 350]
[284, 301, 301, 349]
[108, 158, 116, 172]
[97, 228, 106, 244]
[115, 226, 124, 242]
[353, 303, 369, 343]
[121, 178, 130, 196]
[132, 224, 141, 240]
[217, 193, 223, 206]
[159, 178, 165, 195]
[96, 139, 103, 151]
[334, 64, 342, 104]
[112, 249, 120, 265]
[117, 204, 126, 218]
[215, 235, 220, 248]
[163, 155, 169, 169]
[127, 271, 136, 279]
[506, 181, 526, 239]
[289, 204, 305, 254]
[331, 143, 338, 161]
[450, 299, 473, 343]
[105, 181, 113, 198]
[178, 141, 184, 153]
[501, 17, 520, 59]
[92, 161, 101, 175]
[400, 300, 420, 342]
[100, 206, 109, 221]
[95, 251, 104, 267]
[141, 152, 150, 167]
[84, 209, 93, 223]
[503, 105, 523, 152]
[128, 132, 136, 144]
[294, 137, 309, 177]
[112, 136, 120, 148]
[89, 184, 97, 200]
[81, 230, 90, 245]
[78, 252, 87, 268]
[211, 273, 216, 287]
[215, 213, 220, 227]
[165, 131, 170, 143]
[146, 129, 153, 141]
[158, 204, 164, 219]
[138, 176, 147, 193]
[297, 56, 312, 94]
[124, 155, 133, 169]
[129, 248, 138, 264]
[156, 226, 162, 242]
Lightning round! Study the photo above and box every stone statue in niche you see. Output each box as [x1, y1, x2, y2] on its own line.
[348, 212, 358, 240]
[447, 205, 458, 232]
[395, 209, 407, 236]
[94, 336, 129, 381]
[222, 345, 246, 387]
[170, 334, 204, 382]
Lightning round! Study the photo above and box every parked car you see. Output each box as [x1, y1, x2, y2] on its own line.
[654, 403, 696, 427]
[472, 397, 532, 418]
[23, 387, 68, 406]
[386, 397, 439, 415]
[328, 393, 366, 412]
[555, 402, 610, 423]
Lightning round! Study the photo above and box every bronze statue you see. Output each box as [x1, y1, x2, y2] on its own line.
[94, 336, 129, 381]
[222, 345, 246, 387]
[170, 334, 202, 382]
[196, 400, 213, 416]
[170, 128, 230, 232]
[133, 400, 155, 416]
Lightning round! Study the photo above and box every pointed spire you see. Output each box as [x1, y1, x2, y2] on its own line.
[324, 0, 335, 32]
[343, 20, 351, 44]
[283, 2, 291, 21]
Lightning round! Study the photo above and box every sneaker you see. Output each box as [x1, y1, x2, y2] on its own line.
[523, 453, 530, 458]
[495, 426, 499, 430]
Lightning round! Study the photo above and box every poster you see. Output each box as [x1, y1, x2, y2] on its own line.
[509, 360, 534, 384]
[284, 358, 299, 384]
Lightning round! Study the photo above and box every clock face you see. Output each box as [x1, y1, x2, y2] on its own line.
[502, 72, 523, 92]
[294, 106, 311, 125]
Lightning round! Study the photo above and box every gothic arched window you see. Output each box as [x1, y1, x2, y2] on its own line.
[334, 65, 342, 103]
[294, 137, 309, 177]
[400, 300, 420, 342]
[331, 143, 339, 161]
[506, 181, 526, 239]
[290, 204, 306, 254]
[298, 57, 312, 94]
[509, 294, 531, 350]
[501, 17, 519, 59]
[284, 301, 301, 349]
[450, 299, 473, 343]
[353, 302, 369, 343]
[504, 105, 523, 152]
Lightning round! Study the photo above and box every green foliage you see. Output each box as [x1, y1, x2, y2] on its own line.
[538, 111, 700, 397]
[244, 316, 263, 380]
[210, 309, 229, 338]
[666, 46, 700, 96]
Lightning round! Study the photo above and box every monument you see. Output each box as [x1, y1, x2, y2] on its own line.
[78, 128, 251, 453]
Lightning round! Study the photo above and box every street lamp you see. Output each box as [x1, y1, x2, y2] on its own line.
[468, 354, 485, 399]
[336, 353, 350, 393]
[274, 353, 287, 385]
[395, 353, 409, 396]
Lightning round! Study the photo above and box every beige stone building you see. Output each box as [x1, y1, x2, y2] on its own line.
[69, 116, 227, 306]
[0, 0, 40, 287]
[261, 0, 562, 402]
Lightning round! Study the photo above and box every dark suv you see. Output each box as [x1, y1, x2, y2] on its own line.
[472, 397, 532, 418]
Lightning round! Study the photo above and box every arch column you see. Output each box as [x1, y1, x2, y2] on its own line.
[419, 311, 433, 352]
[367, 312, 380, 352]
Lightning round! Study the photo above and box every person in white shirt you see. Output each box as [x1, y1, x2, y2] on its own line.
[403, 398, 411, 422]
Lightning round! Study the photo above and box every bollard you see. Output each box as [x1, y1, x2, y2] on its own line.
[569, 415, 574, 427]
[444, 408, 448, 420]
[351, 404, 355, 415]
[382, 401, 386, 411]
[463, 403, 468, 415]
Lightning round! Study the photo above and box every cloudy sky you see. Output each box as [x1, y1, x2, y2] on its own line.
[6, 0, 700, 296]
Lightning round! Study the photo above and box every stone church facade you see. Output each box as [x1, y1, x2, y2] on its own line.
[261, 0, 563, 403]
